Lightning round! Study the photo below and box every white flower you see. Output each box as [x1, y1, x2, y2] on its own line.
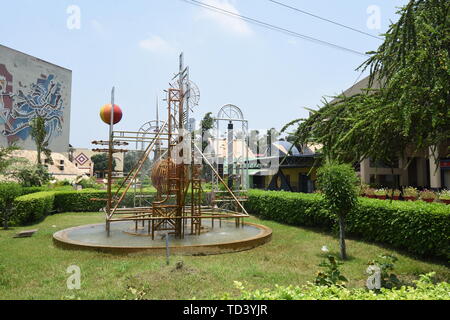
[321, 246, 329, 253]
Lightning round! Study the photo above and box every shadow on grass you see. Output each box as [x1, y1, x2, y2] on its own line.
[253, 215, 450, 268]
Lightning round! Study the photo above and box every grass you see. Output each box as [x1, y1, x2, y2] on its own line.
[0, 212, 448, 300]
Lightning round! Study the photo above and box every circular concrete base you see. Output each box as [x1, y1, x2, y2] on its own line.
[53, 220, 272, 255]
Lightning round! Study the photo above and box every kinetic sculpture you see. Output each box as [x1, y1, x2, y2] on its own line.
[93, 54, 249, 240]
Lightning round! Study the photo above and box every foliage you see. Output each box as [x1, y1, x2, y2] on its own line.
[361, 0, 450, 154]
[221, 273, 449, 300]
[404, 186, 419, 197]
[317, 163, 359, 218]
[6, 162, 52, 187]
[419, 189, 437, 200]
[12, 191, 54, 225]
[75, 176, 102, 189]
[317, 163, 359, 259]
[245, 189, 450, 259]
[438, 189, 450, 200]
[30, 116, 53, 165]
[359, 183, 370, 196]
[314, 255, 348, 287]
[123, 151, 152, 175]
[91, 153, 116, 178]
[21, 186, 49, 195]
[0, 145, 21, 174]
[374, 188, 388, 196]
[53, 190, 156, 213]
[368, 254, 401, 289]
[283, 0, 450, 168]
[364, 188, 375, 196]
[387, 189, 401, 197]
[0, 182, 22, 229]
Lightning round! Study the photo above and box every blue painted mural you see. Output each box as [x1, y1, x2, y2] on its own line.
[0, 64, 64, 146]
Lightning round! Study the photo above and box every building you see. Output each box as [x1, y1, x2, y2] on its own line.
[0, 45, 78, 180]
[9, 150, 83, 181]
[70, 147, 124, 179]
[0, 44, 72, 153]
[248, 140, 320, 192]
[334, 76, 449, 189]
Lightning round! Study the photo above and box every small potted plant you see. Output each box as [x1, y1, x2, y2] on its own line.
[374, 188, 388, 200]
[438, 190, 450, 204]
[365, 188, 376, 198]
[419, 189, 436, 203]
[387, 189, 401, 200]
[403, 187, 418, 201]
[359, 183, 369, 197]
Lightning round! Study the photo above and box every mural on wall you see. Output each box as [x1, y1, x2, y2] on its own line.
[0, 63, 64, 146]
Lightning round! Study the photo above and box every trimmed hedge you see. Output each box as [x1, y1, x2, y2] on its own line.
[11, 189, 158, 225]
[12, 191, 55, 225]
[246, 189, 450, 259]
[53, 189, 156, 213]
[21, 186, 49, 195]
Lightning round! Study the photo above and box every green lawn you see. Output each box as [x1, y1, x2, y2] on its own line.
[0, 212, 448, 300]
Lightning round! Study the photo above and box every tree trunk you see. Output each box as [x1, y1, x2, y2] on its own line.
[338, 215, 347, 260]
[37, 146, 42, 165]
[2, 211, 8, 230]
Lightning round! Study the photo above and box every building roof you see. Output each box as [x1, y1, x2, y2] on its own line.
[11, 150, 84, 179]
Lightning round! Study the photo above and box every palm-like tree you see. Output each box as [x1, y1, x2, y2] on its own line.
[30, 116, 53, 165]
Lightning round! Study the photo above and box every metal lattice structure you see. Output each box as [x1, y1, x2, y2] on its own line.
[92, 54, 248, 239]
[211, 104, 250, 209]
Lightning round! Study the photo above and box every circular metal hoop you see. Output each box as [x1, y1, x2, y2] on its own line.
[217, 104, 244, 120]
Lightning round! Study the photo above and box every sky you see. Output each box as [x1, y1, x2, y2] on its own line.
[0, 0, 409, 148]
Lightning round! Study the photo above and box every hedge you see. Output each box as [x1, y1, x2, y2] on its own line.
[245, 189, 450, 259]
[12, 191, 55, 225]
[10, 189, 158, 225]
[53, 189, 156, 213]
[220, 273, 450, 300]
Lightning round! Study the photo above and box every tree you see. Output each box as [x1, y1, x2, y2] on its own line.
[91, 153, 116, 178]
[283, 0, 450, 168]
[124, 151, 152, 174]
[317, 162, 358, 260]
[361, 0, 450, 157]
[30, 116, 53, 165]
[0, 182, 22, 229]
[6, 161, 52, 187]
[200, 112, 215, 180]
[200, 112, 214, 153]
[0, 145, 20, 174]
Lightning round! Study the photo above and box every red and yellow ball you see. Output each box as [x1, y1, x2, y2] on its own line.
[100, 104, 123, 125]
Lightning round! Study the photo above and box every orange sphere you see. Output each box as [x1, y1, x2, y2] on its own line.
[100, 104, 122, 125]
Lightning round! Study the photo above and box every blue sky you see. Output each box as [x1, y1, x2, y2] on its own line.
[1, 0, 408, 148]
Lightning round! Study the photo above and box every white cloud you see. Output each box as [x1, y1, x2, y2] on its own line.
[197, 0, 253, 36]
[138, 35, 176, 54]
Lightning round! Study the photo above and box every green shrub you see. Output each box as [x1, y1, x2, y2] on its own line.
[317, 163, 359, 260]
[221, 273, 449, 300]
[315, 255, 348, 287]
[245, 189, 450, 259]
[53, 189, 157, 213]
[6, 163, 51, 187]
[0, 182, 23, 229]
[54, 190, 109, 212]
[12, 191, 55, 225]
[21, 186, 48, 195]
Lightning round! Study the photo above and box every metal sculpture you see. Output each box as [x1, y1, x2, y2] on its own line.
[92, 53, 248, 240]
